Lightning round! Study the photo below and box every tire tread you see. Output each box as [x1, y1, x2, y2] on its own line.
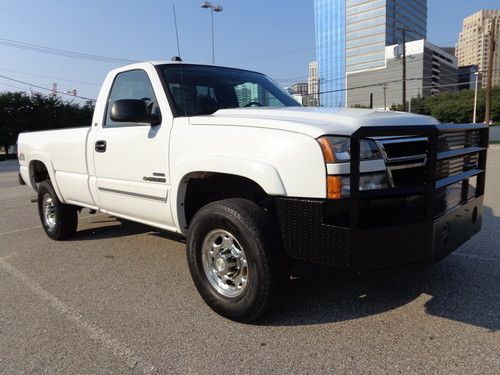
[38, 180, 78, 240]
[187, 198, 287, 322]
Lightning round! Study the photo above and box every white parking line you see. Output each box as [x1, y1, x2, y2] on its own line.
[0, 256, 158, 374]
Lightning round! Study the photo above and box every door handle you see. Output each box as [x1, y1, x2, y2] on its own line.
[95, 140, 107, 153]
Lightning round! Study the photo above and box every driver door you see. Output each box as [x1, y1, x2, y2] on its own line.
[92, 69, 174, 228]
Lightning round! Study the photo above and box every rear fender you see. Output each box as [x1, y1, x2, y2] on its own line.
[28, 153, 65, 202]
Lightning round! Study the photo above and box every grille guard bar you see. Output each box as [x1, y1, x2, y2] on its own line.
[349, 123, 489, 229]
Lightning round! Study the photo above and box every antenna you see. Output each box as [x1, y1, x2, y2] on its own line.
[172, 5, 181, 58]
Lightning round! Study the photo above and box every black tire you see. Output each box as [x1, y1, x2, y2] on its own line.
[187, 198, 288, 323]
[37, 180, 78, 240]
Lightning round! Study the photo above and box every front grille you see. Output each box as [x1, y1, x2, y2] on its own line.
[348, 124, 486, 230]
[373, 130, 482, 218]
[377, 137, 429, 188]
[436, 153, 479, 180]
[381, 138, 428, 159]
[392, 166, 428, 187]
[438, 130, 480, 151]
[435, 177, 477, 215]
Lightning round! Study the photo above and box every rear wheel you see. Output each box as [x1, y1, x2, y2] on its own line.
[187, 198, 287, 323]
[37, 180, 78, 240]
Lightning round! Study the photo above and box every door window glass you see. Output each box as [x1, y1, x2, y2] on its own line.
[104, 70, 159, 127]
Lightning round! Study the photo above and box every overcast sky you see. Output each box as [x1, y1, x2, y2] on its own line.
[0, 0, 498, 100]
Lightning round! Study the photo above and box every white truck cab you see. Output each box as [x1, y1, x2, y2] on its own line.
[17, 61, 489, 322]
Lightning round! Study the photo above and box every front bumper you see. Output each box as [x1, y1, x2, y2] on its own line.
[274, 123, 488, 272]
[275, 196, 483, 272]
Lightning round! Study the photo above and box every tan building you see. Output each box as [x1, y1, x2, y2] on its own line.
[307, 61, 319, 106]
[291, 82, 308, 96]
[455, 10, 500, 88]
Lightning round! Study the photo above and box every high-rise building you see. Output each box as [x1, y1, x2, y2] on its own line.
[458, 65, 480, 91]
[314, 0, 427, 107]
[314, 1, 346, 107]
[455, 10, 500, 88]
[347, 40, 458, 109]
[307, 61, 320, 106]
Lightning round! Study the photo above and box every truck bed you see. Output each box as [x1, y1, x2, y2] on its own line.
[18, 127, 93, 205]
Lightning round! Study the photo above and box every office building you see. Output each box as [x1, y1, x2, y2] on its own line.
[284, 84, 308, 105]
[347, 39, 458, 109]
[455, 10, 500, 88]
[458, 65, 480, 91]
[314, 0, 427, 107]
[307, 61, 320, 106]
[291, 82, 309, 96]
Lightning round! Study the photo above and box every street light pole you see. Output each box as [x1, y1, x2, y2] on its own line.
[473, 71, 480, 123]
[211, 7, 215, 64]
[401, 28, 407, 112]
[201, 2, 223, 64]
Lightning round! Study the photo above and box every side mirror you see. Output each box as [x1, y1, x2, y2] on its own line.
[110, 99, 161, 125]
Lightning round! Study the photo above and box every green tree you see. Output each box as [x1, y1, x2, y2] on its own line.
[402, 86, 499, 123]
[0, 92, 94, 156]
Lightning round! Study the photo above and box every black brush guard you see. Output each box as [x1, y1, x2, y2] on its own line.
[275, 123, 489, 271]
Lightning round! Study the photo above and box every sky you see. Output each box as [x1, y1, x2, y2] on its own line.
[0, 0, 498, 101]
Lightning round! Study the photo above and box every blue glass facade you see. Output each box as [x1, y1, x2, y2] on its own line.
[314, 0, 427, 107]
[314, 0, 346, 107]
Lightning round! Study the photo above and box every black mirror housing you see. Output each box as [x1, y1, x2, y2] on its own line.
[110, 99, 161, 125]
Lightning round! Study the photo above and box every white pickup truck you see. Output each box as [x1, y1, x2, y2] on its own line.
[17, 61, 488, 322]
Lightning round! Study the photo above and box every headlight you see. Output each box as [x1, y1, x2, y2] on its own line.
[318, 136, 382, 163]
[318, 136, 387, 199]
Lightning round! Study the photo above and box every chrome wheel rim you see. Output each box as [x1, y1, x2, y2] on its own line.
[201, 229, 249, 298]
[42, 193, 57, 229]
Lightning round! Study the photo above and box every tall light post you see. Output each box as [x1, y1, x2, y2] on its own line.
[201, 1, 223, 64]
[473, 71, 480, 123]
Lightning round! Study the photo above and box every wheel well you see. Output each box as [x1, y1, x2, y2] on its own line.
[183, 173, 271, 227]
[30, 160, 49, 185]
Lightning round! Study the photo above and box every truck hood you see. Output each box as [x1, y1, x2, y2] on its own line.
[188, 107, 440, 138]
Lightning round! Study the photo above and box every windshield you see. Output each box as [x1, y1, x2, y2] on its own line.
[158, 64, 300, 116]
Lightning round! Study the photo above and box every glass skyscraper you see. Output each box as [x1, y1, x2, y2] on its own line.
[314, 0, 427, 107]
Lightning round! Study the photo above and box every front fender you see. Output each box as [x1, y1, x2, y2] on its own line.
[173, 155, 287, 195]
[170, 155, 287, 233]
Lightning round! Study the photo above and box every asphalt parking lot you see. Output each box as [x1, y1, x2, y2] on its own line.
[0, 151, 499, 375]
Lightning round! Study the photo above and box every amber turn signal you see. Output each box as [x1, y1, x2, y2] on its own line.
[317, 137, 335, 163]
[327, 175, 342, 199]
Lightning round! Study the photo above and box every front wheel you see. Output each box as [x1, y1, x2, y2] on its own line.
[37, 180, 78, 240]
[187, 198, 287, 323]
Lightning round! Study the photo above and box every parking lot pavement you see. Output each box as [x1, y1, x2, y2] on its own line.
[0, 156, 499, 375]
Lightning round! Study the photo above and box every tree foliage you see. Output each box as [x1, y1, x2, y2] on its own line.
[0, 92, 94, 154]
[390, 86, 499, 123]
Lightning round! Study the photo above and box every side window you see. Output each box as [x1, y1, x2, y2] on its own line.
[104, 70, 159, 127]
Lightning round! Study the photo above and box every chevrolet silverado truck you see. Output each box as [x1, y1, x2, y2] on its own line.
[17, 61, 489, 322]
